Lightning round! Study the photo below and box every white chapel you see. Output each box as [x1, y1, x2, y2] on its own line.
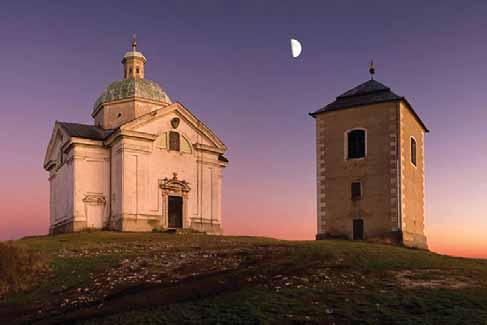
[43, 40, 228, 234]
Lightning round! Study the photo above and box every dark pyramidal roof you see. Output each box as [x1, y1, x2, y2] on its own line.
[310, 79, 428, 132]
[312, 79, 401, 113]
[338, 79, 397, 97]
[57, 122, 114, 141]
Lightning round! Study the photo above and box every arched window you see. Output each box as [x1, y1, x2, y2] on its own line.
[169, 131, 180, 151]
[347, 129, 366, 159]
[411, 137, 417, 166]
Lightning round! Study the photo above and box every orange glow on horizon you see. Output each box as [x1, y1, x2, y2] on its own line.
[1, 206, 486, 259]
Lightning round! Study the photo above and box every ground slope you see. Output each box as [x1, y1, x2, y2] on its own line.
[1, 232, 487, 324]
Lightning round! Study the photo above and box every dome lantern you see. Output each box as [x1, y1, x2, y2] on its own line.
[92, 38, 171, 129]
[122, 34, 147, 79]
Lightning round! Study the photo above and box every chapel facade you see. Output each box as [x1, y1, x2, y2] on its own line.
[43, 40, 228, 235]
[310, 69, 428, 249]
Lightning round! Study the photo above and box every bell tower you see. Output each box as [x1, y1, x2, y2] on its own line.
[122, 35, 146, 79]
[310, 65, 429, 249]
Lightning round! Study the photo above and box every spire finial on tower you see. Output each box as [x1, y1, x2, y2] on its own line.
[369, 60, 375, 80]
[131, 33, 137, 51]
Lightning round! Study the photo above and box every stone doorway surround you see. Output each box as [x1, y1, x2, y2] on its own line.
[82, 193, 106, 229]
[159, 173, 190, 229]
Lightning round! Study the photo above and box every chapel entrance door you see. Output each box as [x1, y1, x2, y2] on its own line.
[353, 219, 364, 240]
[168, 195, 183, 228]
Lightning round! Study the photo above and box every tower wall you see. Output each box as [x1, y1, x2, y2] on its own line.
[316, 102, 401, 243]
[399, 102, 428, 249]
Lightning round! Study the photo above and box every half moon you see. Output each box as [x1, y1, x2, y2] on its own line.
[290, 38, 302, 58]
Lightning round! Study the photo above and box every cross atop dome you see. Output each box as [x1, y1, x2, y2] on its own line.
[131, 33, 137, 51]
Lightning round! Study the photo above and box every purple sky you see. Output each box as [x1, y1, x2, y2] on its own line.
[1, 1, 486, 257]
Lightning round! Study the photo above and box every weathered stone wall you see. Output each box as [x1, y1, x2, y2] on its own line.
[315, 100, 428, 249]
[316, 102, 400, 241]
[316, 103, 397, 238]
[399, 102, 428, 249]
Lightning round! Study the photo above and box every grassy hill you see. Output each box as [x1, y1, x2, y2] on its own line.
[1, 232, 486, 324]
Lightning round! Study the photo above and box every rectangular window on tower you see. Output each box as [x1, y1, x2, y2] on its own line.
[351, 182, 361, 200]
[411, 137, 417, 166]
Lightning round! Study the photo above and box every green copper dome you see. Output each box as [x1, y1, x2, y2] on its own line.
[93, 78, 171, 111]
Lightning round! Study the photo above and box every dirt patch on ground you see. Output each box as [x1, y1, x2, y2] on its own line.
[13, 242, 290, 323]
[392, 269, 481, 289]
[53, 247, 260, 310]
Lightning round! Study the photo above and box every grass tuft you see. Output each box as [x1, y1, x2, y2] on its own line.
[0, 242, 50, 298]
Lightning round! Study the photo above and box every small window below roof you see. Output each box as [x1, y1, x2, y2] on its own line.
[351, 182, 362, 200]
[411, 137, 417, 166]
